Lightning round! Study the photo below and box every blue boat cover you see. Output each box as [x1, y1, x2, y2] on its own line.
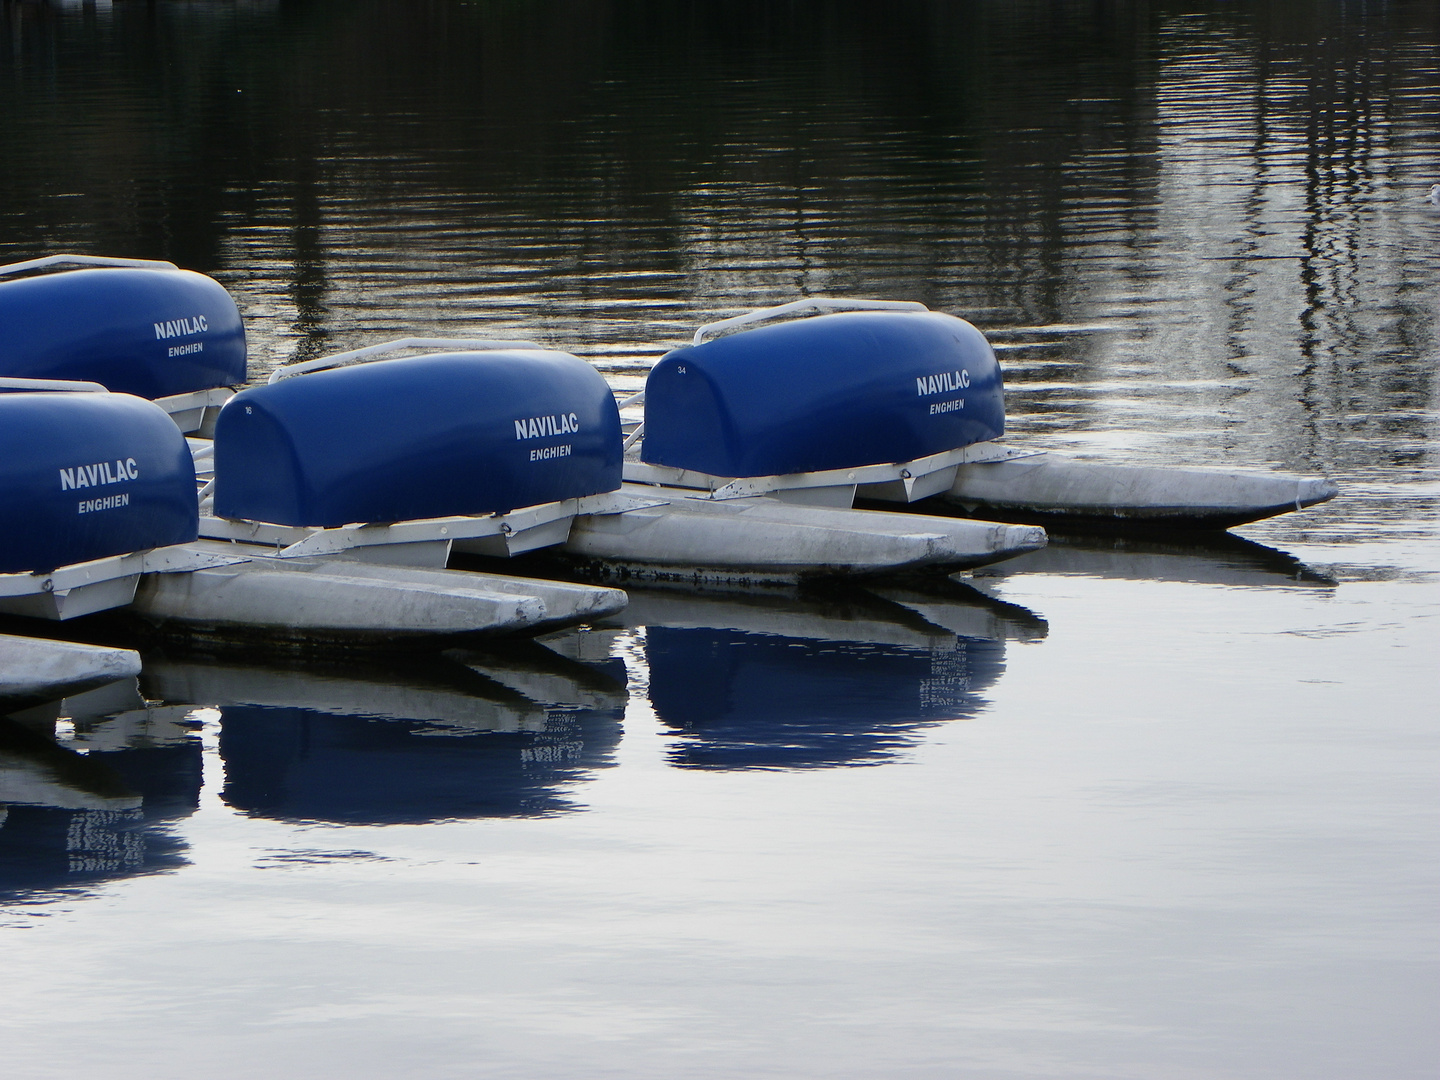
[642, 310, 1005, 477]
[0, 266, 246, 398]
[0, 392, 199, 574]
[213, 350, 622, 527]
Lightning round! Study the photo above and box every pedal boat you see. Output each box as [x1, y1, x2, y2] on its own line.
[0, 377, 624, 646]
[621, 298, 1338, 533]
[2, 258, 1042, 589]
[201, 340, 1047, 587]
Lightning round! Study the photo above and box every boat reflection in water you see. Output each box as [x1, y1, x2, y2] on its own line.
[146, 647, 627, 825]
[623, 530, 1323, 774]
[0, 644, 628, 898]
[614, 583, 1045, 771]
[0, 678, 201, 899]
[974, 531, 1340, 589]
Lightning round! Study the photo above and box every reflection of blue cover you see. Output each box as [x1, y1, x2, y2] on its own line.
[0, 719, 199, 900]
[102, 740, 204, 821]
[646, 627, 1005, 770]
[219, 703, 623, 823]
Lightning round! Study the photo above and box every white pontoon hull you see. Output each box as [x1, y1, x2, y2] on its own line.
[0, 634, 142, 709]
[129, 550, 628, 646]
[0, 531, 628, 647]
[624, 441, 1338, 534]
[558, 484, 1047, 586]
[936, 452, 1339, 530]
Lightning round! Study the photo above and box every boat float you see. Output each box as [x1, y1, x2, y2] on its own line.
[622, 298, 1339, 532]
[0, 633, 142, 712]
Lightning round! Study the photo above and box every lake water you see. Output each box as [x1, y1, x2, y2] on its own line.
[1, 3, 1437, 1078]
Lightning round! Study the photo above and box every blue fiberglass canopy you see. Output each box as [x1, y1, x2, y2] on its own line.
[0, 391, 199, 574]
[641, 309, 1005, 478]
[213, 350, 623, 528]
[0, 266, 246, 398]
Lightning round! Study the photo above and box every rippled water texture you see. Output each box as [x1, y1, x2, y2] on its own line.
[1, 3, 1437, 1078]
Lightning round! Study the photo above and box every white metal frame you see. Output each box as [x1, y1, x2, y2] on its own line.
[0, 544, 248, 621]
[692, 297, 928, 345]
[196, 490, 666, 560]
[269, 337, 548, 383]
[0, 254, 179, 277]
[624, 442, 1033, 503]
[0, 377, 108, 393]
[154, 386, 235, 434]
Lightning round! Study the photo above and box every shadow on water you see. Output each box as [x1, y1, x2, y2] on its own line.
[0, 678, 199, 904]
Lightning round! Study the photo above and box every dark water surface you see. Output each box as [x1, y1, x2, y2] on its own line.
[1, 3, 1437, 1078]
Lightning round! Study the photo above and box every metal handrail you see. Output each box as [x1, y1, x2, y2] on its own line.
[0, 377, 109, 393]
[269, 337, 547, 383]
[615, 390, 647, 452]
[692, 297, 928, 345]
[0, 254, 178, 277]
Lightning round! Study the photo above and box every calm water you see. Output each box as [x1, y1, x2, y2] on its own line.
[1, 2, 1437, 1077]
